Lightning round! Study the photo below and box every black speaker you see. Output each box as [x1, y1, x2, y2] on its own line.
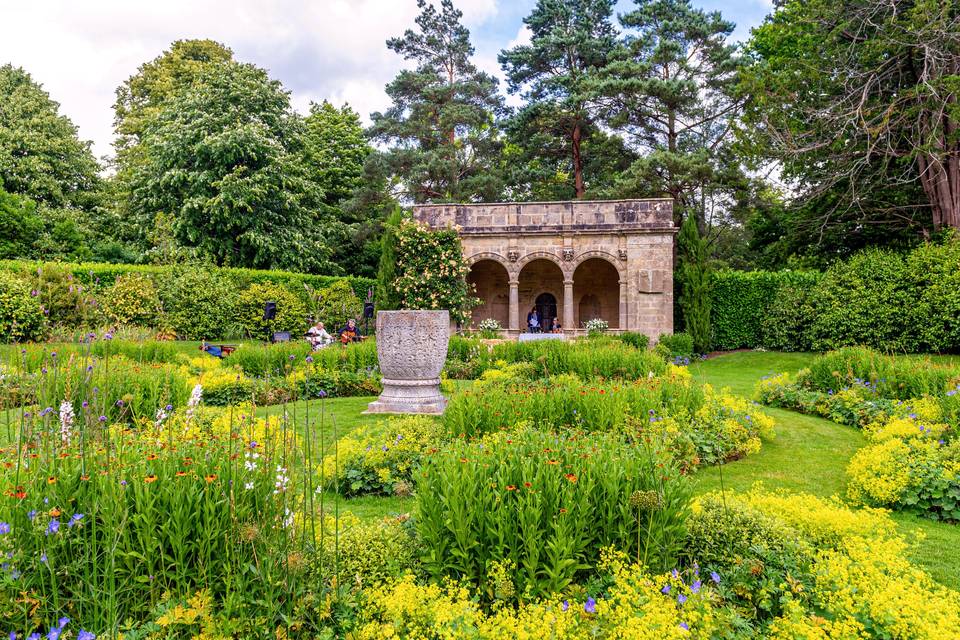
[263, 301, 277, 320]
[363, 302, 375, 319]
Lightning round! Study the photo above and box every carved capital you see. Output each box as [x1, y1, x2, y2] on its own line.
[562, 247, 575, 261]
[507, 250, 520, 263]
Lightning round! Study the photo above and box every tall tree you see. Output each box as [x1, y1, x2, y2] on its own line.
[742, 0, 960, 235]
[129, 62, 336, 273]
[302, 101, 381, 277]
[500, 0, 617, 199]
[677, 213, 711, 352]
[594, 0, 744, 229]
[0, 64, 100, 209]
[370, 0, 504, 203]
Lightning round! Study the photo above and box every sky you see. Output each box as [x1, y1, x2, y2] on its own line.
[1, 0, 773, 161]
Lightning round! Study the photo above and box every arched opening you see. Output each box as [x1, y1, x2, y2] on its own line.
[573, 258, 620, 329]
[518, 258, 564, 333]
[467, 259, 509, 330]
[535, 292, 558, 330]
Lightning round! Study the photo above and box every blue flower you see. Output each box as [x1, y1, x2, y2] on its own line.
[0, 522, 10, 535]
[677, 594, 687, 605]
[679, 622, 689, 631]
[27, 634, 39, 640]
[46, 519, 59, 536]
[77, 632, 95, 640]
[661, 584, 671, 594]
[583, 597, 596, 614]
[39, 553, 47, 564]
[690, 580, 701, 594]
[561, 600, 568, 612]
[67, 514, 83, 528]
[56, 619, 68, 629]
[710, 571, 720, 584]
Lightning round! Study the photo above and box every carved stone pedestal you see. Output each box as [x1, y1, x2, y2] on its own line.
[365, 310, 450, 415]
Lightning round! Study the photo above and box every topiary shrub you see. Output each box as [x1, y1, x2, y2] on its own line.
[103, 273, 162, 327]
[158, 265, 237, 340]
[0, 271, 45, 342]
[235, 282, 308, 338]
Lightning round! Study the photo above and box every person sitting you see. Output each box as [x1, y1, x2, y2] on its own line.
[527, 307, 540, 333]
[306, 321, 333, 350]
[199, 341, 224, 359]
[338, 318, 363, 344]
[550, 317, 563, 333]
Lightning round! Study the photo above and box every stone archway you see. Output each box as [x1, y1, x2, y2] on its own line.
[518, 258, 564, 332]
[573, 258, 620, 329]
[467, 259, 510, 329]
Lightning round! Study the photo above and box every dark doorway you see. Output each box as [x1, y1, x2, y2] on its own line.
[535, 292, 558, 329]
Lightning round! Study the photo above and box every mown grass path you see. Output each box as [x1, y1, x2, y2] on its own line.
[690, 351, 960, 590]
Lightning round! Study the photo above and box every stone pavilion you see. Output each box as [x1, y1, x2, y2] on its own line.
[412, 199, 676, 341]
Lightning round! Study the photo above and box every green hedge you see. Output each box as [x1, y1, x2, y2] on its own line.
[0, 259, 375, 341]
[709, 270, 821, 351]
[710, 235, 960, 353]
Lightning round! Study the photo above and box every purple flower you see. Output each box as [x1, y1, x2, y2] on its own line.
[78, 632, 95, 640]
[67, 514, 83, 528]
[679, 622, 689, 631]
[561, 600, 568, 612]
[710, 571, 721, 584]
[28, 634, 40, 640]
[115, 400, 124, 407]
[98, 416, 107, 423]
[318, 390, 328, 398]
[583, 597, 596, 614]
[8, 630, 15, 639]
[948, 390, 956, 397]
[39, 553, 47, 564]
[677, 594, 687, 605]
[56, 619, 69, 629]
[165, 404, 173, 412]
[0, 522, 9, 535]
[661, 584, 671, 595]
[27, 510, 36, 521]
[120, 480, 127, 487]
[46, 519, 59, 535]
[46, 628, 59, 640]
[305, 356, 313, 363]
[103, 333, 113, 341]
[671, 568, 679, 579]
[690, 580, 701, 594]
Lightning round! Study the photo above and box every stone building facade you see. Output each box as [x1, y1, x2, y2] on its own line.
[412, 199, 676, 341]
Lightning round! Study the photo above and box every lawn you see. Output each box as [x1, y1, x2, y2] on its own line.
[313, 350, 960, 590]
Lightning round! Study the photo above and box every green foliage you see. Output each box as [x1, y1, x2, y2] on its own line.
[369, 0, 504, 203]
[709, 270, 821, 350]
[393, 219, 476, 325]
[227, 342, 313, 377]
[318, 517, 420, 589]
[678, 215, 711, 352]
[308, 279, 362, 333]
[157, 265, 237, 340]
[31, 263, 94, 329]
[0, 271, 45, 342]
[321, 415, 445, 497]
[416, 428, 691, 599]
[0, 186, 42, 259]
[499, 0, 616, 199]
[103, 273, 162, 327]
[656, 332, 694, 359]
[129, 61, 335, 274]
[0, 64, 100, 209]
[235, 282, 308, 338]
[375, 207, 403, 312]
[615, 331, 650, 350]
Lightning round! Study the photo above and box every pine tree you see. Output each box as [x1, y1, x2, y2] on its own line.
[499, 0, 617, 199]
[595, 0, 744, 228]
[369, 0, 504, 203]
[678, 213, 711, 353]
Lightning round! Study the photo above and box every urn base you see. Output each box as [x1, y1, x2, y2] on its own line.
[364, 377, 448, 415]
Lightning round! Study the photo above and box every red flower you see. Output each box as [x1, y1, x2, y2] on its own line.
[506, 485, 517, 491]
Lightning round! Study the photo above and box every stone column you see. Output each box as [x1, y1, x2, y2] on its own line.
[619, 279, 629, 331]
[563, 279, 574, 333]
[509, 280, 520, 332]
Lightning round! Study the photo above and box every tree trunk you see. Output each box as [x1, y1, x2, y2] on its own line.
[572, 121, 585, 199]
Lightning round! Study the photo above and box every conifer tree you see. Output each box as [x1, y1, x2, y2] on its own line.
[370, 0, 504, 203]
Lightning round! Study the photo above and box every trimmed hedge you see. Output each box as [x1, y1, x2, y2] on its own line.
[710, 235, 960, 354]
[0, 259, 375, 341]
[709, 270, 820, 351]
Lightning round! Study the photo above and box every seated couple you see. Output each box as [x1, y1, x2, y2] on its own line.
[526, 308, 563, 333]
[308, 318, 364, 349]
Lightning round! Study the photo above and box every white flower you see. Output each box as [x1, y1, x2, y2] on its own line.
[273, 465, 290, 494]
[282, 507, 294, 529]
[185, 384, 203, 422]
[244, 482, 254, 491]
[58, 401, 74, 444]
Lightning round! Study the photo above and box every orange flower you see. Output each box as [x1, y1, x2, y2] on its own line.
[523, 482, 532, 488]
[547, 459, 559, 465]
[176, 471, 188, 477]
[459, 457, 468, 463]
[559, 508, 568, 514]
[565, 473, 578, 483]
[204, 474, 217, 483]
[80, 475, 90, 482]
[47, 476, 57, 485]
[146, 454, 158, 461]
[49, 508, 61, 517]
[506, 485, 517, 491]
[13, 491, 26, 500]
[144, 474, 158, 484]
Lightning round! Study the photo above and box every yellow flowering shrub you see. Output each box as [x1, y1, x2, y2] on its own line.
[319, 415, 444, 496]
[865, 415, 950, 442]
[354, 562, 725, 640]
[845, 438, 913, 505]
[690, 386, 775, 464]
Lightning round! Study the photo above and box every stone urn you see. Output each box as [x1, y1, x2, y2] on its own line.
[365, 310, 450, 415]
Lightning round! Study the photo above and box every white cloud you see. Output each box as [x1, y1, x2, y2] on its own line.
[0, 0, 499, 161]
